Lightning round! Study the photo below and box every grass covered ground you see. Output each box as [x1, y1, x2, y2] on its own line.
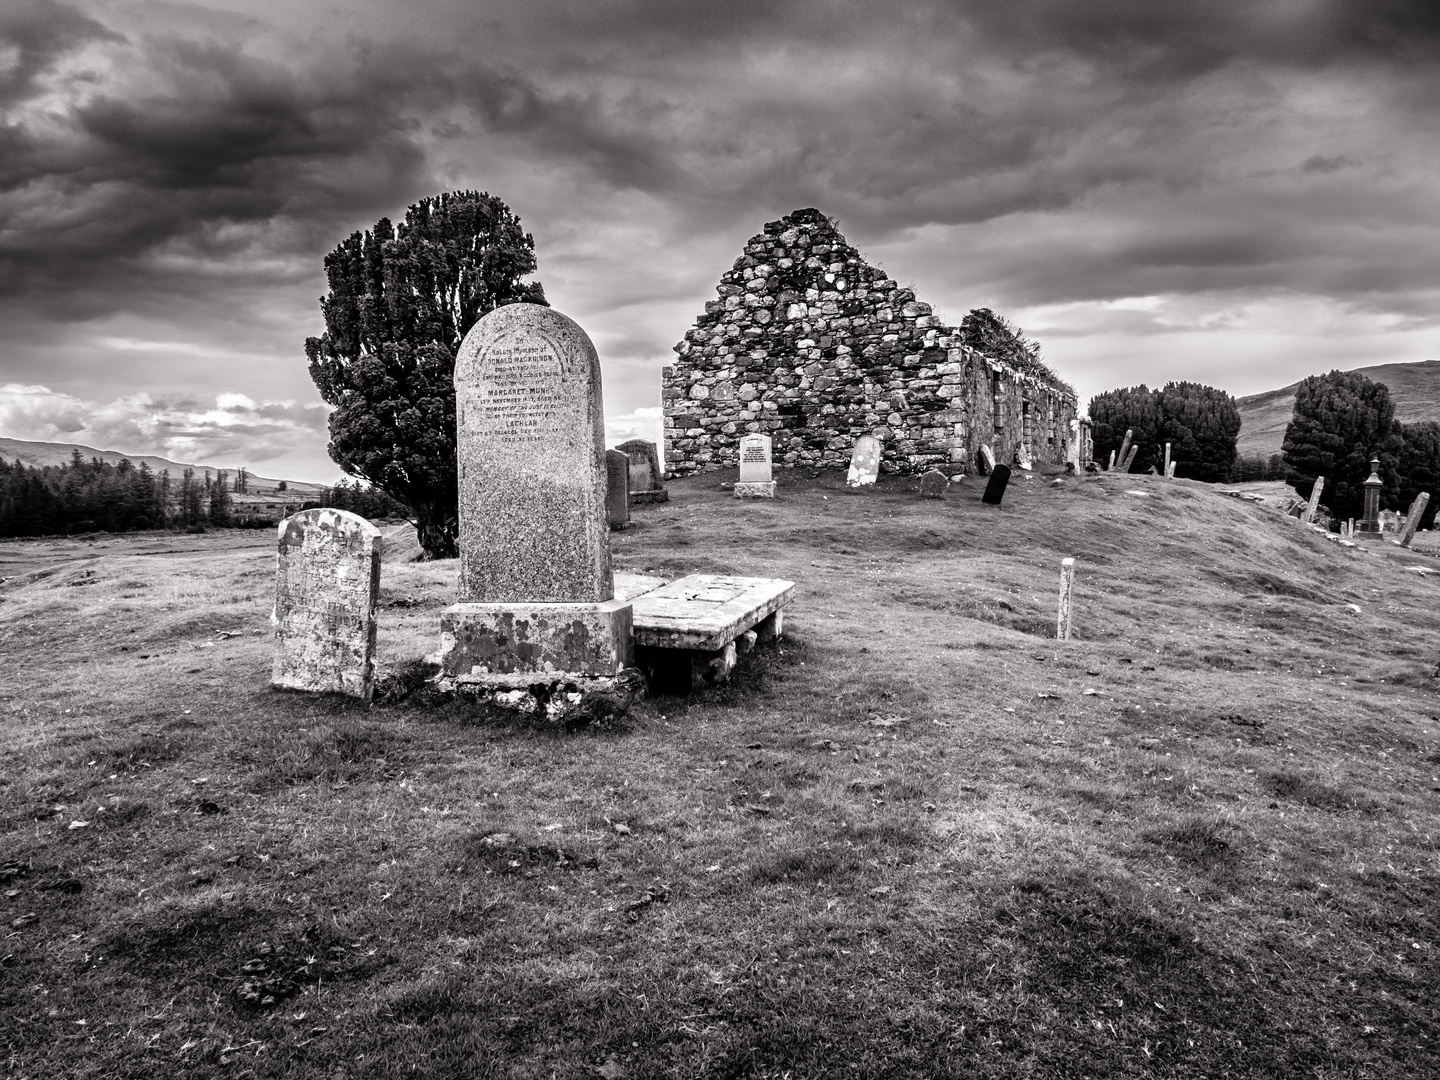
[1, 467, 1437, 1079]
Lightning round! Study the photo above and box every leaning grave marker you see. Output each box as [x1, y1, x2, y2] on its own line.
[735, 433, 776, 498]
[847, 434, 881, 487]
[982, 463, 1012, 506]
[272, 508, 381, 703]
[440, 303, 632, 694]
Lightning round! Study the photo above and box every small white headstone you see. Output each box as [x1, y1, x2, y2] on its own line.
[847, 434, 881, 486]
[738, 434, 773, 482]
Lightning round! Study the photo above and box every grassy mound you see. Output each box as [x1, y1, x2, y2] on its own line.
[1, 468, 1436, 1078]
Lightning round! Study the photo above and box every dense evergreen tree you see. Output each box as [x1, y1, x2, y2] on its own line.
[1158, 382, 1241, 482]
[1396, 420, 1440, 531]
[1088, 382, 1240, 480]
[1089, 385, 1165, 473]
[1281, 370, 1403, 519]
[305, 190, 547, 559]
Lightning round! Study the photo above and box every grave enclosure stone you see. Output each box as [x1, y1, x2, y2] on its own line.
[617, 439, 668, 504]
[606, 449, 631, 529]
[847, 434, 881, 487]
[272, 508, 381, 703]
[734, 433, 776, 498]
[440, 304, 632, 692]
[920, 469, 949, 499]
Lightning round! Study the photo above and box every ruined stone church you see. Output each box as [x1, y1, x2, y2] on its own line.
[663, 208, 1081, 477]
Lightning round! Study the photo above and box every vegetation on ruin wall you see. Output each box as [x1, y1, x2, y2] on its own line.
[2, 472, 1437, 1078]
[955, 307, 1066, 388]
[0, 453, 404, 538]
[1090, 382, 1241, 481]
[305, 191, 547, 561]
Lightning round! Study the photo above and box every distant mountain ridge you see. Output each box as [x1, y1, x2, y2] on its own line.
[1235, 360, 1440, 458]
[0, 437, 327, 496]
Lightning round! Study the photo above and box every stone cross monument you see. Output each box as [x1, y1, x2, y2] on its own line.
[439, 303, 632, 690]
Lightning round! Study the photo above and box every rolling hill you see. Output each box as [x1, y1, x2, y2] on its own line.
[1235, 359, 1440, 458]
[0, 436, 327, 496]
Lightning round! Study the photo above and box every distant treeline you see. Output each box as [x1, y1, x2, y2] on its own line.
[0, 451, 406, 538]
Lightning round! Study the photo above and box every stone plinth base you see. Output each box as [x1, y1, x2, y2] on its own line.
[734, 481, 776, 499]
[630, 489, 669, 505]
[439, 598, 633, 687]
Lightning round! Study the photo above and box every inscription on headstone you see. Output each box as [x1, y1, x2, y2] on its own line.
[606, 449, 631, 529]
[454, 303, 612, 603]
[847, 434, 881, 487]
[272, 508, 381, 702]
[982, 463, 1012, 506]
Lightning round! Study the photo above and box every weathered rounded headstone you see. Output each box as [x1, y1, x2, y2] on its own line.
[617, 438, 661, 492]
[847, 434, 881, 487]
[982, 463, 1012, 506]
[454, 303, 612, 603]
[919, 469, 949, 499]
[442, 305, 633, 699]
[272, 508, 381, 702]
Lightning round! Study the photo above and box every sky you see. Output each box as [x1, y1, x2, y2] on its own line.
[1, 0, 1438, 483]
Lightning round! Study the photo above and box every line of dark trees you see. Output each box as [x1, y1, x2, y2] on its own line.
[0, 451, 404, 539]
[1088, 381, 1242, 481]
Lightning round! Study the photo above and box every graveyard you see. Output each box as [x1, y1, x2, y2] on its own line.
[2, 462, 1438, 1078]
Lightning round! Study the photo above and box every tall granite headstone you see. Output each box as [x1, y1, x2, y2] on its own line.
[606, 449, 631, 529]
[735, 433, 776, 498]
[982, 464, 1012, 506]
[272, 508, 381, 702]
[441, 304, 632, 688]
[847, 434, 881, 487]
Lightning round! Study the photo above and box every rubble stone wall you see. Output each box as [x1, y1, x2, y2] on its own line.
[664, 208, 1079, 477]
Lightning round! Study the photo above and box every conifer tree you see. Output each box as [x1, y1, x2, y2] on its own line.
[305, 190, 547, 558]
[1281, 370, 1403, 519]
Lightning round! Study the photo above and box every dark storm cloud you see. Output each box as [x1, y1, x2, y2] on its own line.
[2, 0, 1437, 387]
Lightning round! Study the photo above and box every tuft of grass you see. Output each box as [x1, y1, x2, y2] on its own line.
[1264, 769, 1379, 812]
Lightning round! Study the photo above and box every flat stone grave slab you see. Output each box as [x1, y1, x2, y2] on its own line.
[614, 571, 668, 602]
[631, 573, 795, 691]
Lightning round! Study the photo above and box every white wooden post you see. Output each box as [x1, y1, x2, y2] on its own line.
[1057, 558, 1075, 641]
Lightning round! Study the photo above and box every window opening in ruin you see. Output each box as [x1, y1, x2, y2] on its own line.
[1047, 401, 1056, 445]
[1022, 399, 1033, 449]
[992, 374, 1004, 434]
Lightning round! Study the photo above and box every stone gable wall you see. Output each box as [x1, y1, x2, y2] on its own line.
[663, 209, 1079, 477]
